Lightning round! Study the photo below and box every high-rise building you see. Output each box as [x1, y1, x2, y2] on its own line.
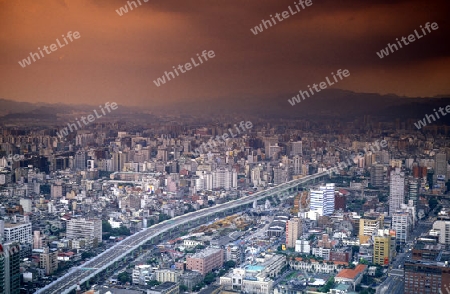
[291, 141, 302, 156]
[50, 184, 63, 198]
[251, 167, 261, 186]
[407, 178, 419, 206]
[39, 246, 58, 275]
[212, 168, 237, 190]
[435, 152, 447, 181]
[373, 230, 394, 266]
[389, 168, 405, 215]
[74, 151, 86, 170]
[33, 230, 47, 249]
[19, 198, 32, 213]
[392, 213, 410, 246]
[359, 215, 384, 244]
[112, 152, 126, 172]
[293, 155, 302, 175]
[432, 220, 450, 246]
[272, 166, 287, 185]
[0, 243, 21, 294]
[370, 164, 384, 188]
[404, 259, 450, 294]
[3, 222, 32, 244]
[310, 183, 335, 216]
[66, 218, 102, 247]
[286, 218, 302, 248]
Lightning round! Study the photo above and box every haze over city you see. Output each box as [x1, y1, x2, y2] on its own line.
[1, 0, 450, 106]
[1, 1, 450, 294]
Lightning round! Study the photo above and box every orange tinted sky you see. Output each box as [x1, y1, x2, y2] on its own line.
[0, 0, 449, 106]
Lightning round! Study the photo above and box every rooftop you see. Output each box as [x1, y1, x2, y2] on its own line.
[336, 264, 367, 280]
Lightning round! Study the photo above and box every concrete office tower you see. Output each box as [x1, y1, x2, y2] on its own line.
[212, 168, 237, 190]
[291, 141, 303, 156]
[391, 212, 410, 245]
[3, 222, 32, 244]
[293, 155, 302, 175]
[19, 198, 32, 213]
[286, 218, 302, 248]
[74, 151, 86, 170]
[310, 183, 335, 216]
[39, 246, 58, 275]
[66, 218, 102, 247]
[370, 164, 384, 188]
[435, 152, 447, 181]
[432, 220, 450, 246]
[407, 178, 419, 206]
[273, 166, 287, 185]
[389, 168, 405, 215]
[0, 242, 21, 294]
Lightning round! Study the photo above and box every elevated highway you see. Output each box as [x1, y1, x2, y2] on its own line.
[36, 171, 331, 294]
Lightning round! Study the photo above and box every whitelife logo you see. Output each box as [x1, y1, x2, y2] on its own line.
[376, 22, 438, 59]
[250, 0, 313, 35]
[153, 50, 215, 87]
[18, 31, 81, 68]
[56, 102, 118, 139]
[116, 0, 149, 16]
[288, 69, 350, 106]
[414, 104, 450, 130]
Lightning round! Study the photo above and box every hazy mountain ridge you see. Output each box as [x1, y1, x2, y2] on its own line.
[1, 90, 449, 123]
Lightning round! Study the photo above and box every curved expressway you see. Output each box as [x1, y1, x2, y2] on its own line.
[36, 171, 330, 294]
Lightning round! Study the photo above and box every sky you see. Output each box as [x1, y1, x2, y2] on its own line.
[0, 0, 449, 107]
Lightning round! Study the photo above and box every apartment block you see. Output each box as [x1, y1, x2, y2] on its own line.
[285, 217, 302, 248]
[66, 218, 102, 247]
[186, 248, 223, 276]
[39, 246, 58, 275]
[3, 222, 32, 244]
[0, 243, 20, 294]
[404, 260, 450, 294]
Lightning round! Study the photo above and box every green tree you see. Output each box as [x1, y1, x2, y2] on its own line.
[81, 251, 95, 260]
[193, 282, 205, 291]
[319, 277, 334, 293]
[180, 285, 188, 292]
[224, 260, 236, 269]
[118, 272, 132, 284]
[117, 225, 131, 236]
[159, 213, 171, 222]
[147, 280, 161, 287]
[102, 220, 112, 232]
[204, 272, 216, 285]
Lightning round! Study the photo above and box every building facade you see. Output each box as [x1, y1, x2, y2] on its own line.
[186, 248, 223, 276]
[66, 218, 102, 247]
[0, 243, 20, 294]
[286, 218, 302, 248]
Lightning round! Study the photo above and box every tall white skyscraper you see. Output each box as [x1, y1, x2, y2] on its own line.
[389, 168, 405, 215]
[310, 183, 335, 216]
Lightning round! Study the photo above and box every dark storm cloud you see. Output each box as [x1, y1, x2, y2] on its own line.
[0, 0, 449, 106]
